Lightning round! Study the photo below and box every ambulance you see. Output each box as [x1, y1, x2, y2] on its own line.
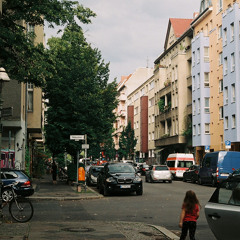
[166, 153, 195, 179]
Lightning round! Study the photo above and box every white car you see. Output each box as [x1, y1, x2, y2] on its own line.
[145, 165, 172, 183]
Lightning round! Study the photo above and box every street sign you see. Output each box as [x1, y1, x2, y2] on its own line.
[70, 135, 85, 141]
[205, 145, 210, 153]
[225, 140, 231, 149]
[82, 144, 89, 149]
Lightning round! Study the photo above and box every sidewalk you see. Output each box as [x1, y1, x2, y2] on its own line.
[0, 174, 180, 240]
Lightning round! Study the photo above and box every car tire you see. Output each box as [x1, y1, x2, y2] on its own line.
[136, 188, 143, 195]
[169, 180, 172, 183]
[2, 189, 13, 202]
[198, 177, 202, 185]
[183, 176, 186, 182]
[211, 178, 216, 187]
[150, 176, 153, 183]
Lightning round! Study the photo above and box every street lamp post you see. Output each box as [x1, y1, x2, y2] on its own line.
[0, 67, 10, 222]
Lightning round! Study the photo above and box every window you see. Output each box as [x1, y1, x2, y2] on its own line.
[198, 124, 201, 135]
[204, 47, 209, 62]
[223, 28, 227, 46]
[230, 23, 234, 42]
[27, 83, 34, 111]
[198, 98, 201, 114]
[197, 73, 200, 89]
[152, 114, 155, 123]
[224, 57, 228, 75]
[134, 92, 139, 101]
[149, 97, 154, 107]
[193, 125, 196, 136]
[219, 80, 223, 92]
[149, 80, 154, 90]
[205, 123, 210, 134]
[134, 107, 139, 115]
[149, 133, 151, 141]
[231, 84, 236, 102]
[152, 132, 154, 140]
[193, 100, 196, 115]
[140, 88, 145, 97]
[218, 25, 222, 39]
[225, 116, 229, 129]
[225, 87, 228, 105]
[219, 106, 224, 119]
[218, 0, 223, 12]
[192, 52, 195, 66]
[197, 48, 200, 63]
[205, 97, 210, 113]
[219, 52, 223, 65]
[231, 53, 235, 72]
[192, 76, 195, 91]
[27, 24, 35, 33]
[204, 73, 209, 87]
[232, 115, 236, 128]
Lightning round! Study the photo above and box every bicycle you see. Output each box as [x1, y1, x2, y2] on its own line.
[1, 182, 34, 223]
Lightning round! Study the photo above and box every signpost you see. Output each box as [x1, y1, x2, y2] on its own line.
[70, 135, 85, 141]
[225, 140, 231, 150]
[205, 145, 210, 153]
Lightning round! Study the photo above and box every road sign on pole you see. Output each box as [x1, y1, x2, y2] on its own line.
[225, 140, 231, 149]
[82, 144, 89, 149]
[70, 135, 85, 141]
[205, 145, 210, 153]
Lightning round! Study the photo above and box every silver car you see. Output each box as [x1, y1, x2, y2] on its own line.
[145, 165, 172, 183]
[205, 175, 240, 240]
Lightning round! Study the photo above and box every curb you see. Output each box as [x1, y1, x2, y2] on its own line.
[150, 225, 180, 240]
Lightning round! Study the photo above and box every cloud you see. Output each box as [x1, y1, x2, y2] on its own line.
[45, 0, 199, 81]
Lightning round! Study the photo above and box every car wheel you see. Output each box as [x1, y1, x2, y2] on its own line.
[136, 188, 143, 195]
[150, 176, 153, 183]
[198, 177, 202, 185]
[183, 176, 186, 182]
[103, 185, 109, 196]
[169, 180, 172, 183]
[211, 178, 216, 187]
[2, 189, 13, 202]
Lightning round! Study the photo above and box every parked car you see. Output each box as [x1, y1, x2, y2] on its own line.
[1, 168, 34, 202]
[166, 153, 195, 178]
[205, 174, 240, 240]
[139, 164, 149, 176]
[145, 165, 172, 183]
[86, 165, 104, 186]
[183, 165, 200, 183]
[97, 162, 143, 196]
[198, 151, 240, 186]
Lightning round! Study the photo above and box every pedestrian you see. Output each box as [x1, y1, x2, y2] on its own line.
[179, 190, 201, 240]
[52, 160, 57, 184]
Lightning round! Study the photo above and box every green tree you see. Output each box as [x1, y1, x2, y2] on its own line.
[0, 0, 96, 87]
[44, 24, 118, 159]
[118, 121, 137, 160]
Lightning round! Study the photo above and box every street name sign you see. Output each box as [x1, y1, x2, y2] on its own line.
[70, 135, 85, 141]
[82, 144, 89, 149]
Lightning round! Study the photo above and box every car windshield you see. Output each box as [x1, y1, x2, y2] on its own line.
[177, 161, 193, 168]
[155, 166, 168, 171]
[108, 164, 135, 173]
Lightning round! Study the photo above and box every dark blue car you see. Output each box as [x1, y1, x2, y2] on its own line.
[1, 168, 34, 202]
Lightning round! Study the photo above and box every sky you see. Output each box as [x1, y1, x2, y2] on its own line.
[45, 0, 200, 83]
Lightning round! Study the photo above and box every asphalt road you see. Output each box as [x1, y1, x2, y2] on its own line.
[31, 178, 216, 239]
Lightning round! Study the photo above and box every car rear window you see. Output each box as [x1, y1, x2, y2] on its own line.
[4, 171, 18, 179]
[167, 161, 175, 167]
[108, 164, 135, 173]
[155, 166, 168, 171]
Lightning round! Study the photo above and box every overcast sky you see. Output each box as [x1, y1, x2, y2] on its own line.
[45, 1, 199, 82]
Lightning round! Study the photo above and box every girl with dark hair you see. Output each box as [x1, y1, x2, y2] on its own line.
[179, 190, 201, 240]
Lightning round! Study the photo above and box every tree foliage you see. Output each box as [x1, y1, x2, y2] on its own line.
[0, 0, 96, 87]
[44, 24, 118, 158]
[118, 121, 137, 160]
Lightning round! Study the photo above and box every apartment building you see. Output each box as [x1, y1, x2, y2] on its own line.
[1, 21, 44, 170]
[191, 0, 240, 163]
[127, 74, 155, 163]
[154, 18, 193, 164]
[113, 67, 153, 160]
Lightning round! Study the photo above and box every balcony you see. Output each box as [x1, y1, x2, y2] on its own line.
[187, 75, 192, 87]
[155, 135, 187, 147]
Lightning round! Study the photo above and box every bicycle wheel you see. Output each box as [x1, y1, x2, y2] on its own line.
[9, 198, 34, 222]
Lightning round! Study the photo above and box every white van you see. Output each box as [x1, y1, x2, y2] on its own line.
[166, 153, 195, 178]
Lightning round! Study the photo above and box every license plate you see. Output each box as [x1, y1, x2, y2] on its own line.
[221, 173, 229, 176]
[120, 185, 131, 189]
